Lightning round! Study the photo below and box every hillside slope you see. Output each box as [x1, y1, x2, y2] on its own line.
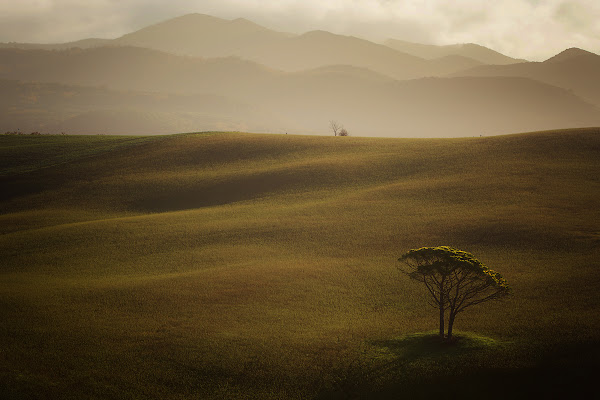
[1, 129, 599, 398]
[1, 130, 599, 398]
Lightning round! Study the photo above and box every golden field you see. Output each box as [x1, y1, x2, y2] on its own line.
[1, 129, 599, 398]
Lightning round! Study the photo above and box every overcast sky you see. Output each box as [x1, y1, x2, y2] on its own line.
[0, 0, 598, 60]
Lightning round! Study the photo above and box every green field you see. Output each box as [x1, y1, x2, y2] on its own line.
[1, 130, 599, 399]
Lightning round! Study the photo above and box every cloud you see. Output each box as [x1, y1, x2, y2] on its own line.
[0, 0, 598, 60]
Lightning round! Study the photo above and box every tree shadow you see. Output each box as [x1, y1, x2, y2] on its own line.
[319, 332, 501, 399]
[323, 333, 599, 400]
[371, 331, 498, 364]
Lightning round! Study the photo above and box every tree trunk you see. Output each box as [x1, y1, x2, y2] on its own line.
[447, 310, 456, 341]
[439, 279, 445, 338]
[438, 297, 445, 338]
[439, 306, 445, 338]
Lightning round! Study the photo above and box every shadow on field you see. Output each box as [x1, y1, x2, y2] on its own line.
[372, 332, 496, 360]
[319, 333, 599, 400]
[135, 170, 300, 212]
[318, 332, 498, 399]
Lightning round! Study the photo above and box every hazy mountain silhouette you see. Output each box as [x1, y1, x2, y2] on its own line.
[241, 29, 432, 79]
[544, 47, 597, 63]
[111, 14, 495, 79]
[2, 13, 523, 80]
[0, 79, 283, 135]
[426, 55, 484, 75]
[114, 13, 292, 59]
[275, 70, 599, 137]
[452, 47, 600, 107]
[2, 47, 598, 137]
[0, 46, 277, 95]
[384, 39, 525, 65]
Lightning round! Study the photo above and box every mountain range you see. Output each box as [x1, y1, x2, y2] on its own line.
[1, 13, 599, 137]
[383, 38, 525, 65]
[451, 47, 600, 107]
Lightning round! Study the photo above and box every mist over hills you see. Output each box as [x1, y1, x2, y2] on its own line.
[0, 79, 279, 135]
[452, 47, 600, 107]
[114, 13, 292, 59]
[0, 13, 518, 81]
[113, 13, 485, 80]
[0, 38, 111, 51]
[1, 13, 599, 137]
[0, 46, 276, 96]
[1, 46, 598, 137]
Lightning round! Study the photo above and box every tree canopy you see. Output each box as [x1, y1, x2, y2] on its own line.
[399, 246, 510, 340]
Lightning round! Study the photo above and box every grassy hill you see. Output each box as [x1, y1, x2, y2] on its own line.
[1, 129, 599, 399]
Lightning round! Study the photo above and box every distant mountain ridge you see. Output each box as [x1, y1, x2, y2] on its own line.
[114, 13, 293, 59]
[0, 13, 599, 137]
[451, 47, 600, 107]
[384, 38, 526, 65]
[112, 14, 491, 80]
[1, 46, 598, 137]
[0, 13, 523, 80]
[544, 47, 598, 63]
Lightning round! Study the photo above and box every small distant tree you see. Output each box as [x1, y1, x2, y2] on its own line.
[398, 246, 510, 341]
[330, 120, 342, 136]
[339, 128, 349, 136]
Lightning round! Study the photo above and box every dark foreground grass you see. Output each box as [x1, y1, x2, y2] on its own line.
[322, 331, 598, 399]
[1, 129, 599, 399]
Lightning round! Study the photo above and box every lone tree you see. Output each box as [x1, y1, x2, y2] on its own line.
[330, 120, 342, 136]
[399, 246, 510, 341]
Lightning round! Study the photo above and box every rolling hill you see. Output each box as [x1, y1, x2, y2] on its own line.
[1, 129, 599, 398]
